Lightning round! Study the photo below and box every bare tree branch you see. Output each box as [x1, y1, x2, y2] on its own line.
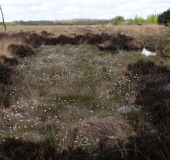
[0, 6, 6, 32]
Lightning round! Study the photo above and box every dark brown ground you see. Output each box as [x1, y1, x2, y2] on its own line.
[0, 31, 141, 58]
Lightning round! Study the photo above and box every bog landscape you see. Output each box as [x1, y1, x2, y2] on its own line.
[0, 19, 170, 159]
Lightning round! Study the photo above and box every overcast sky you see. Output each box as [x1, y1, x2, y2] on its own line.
[0, 0, 169, 21]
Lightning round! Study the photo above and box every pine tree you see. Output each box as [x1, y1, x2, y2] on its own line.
[158, 8, 170, 26]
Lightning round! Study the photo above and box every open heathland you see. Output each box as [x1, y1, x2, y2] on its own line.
[0, 24, 170, 160]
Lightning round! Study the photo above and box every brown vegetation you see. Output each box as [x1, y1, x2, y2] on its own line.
[0, 31, 140, 58]
[0, 24, 166, 58]
[0, 24, 166, 37]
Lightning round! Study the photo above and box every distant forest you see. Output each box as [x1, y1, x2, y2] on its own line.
[0, 14, 159, 26]
[12, 19, 111, 25]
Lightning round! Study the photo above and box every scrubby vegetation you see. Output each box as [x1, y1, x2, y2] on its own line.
[0, 26, 170, 159]
[111, 16, 125, 25]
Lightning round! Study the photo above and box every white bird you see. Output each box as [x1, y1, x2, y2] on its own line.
[141, 46, 157, 56]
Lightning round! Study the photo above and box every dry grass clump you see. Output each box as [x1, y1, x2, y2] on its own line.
[57, 115, 130, 150]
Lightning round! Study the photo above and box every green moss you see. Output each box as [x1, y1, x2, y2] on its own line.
[57, 92, 96, 104]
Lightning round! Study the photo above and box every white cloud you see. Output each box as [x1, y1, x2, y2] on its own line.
[31, 2, 55, 11]
[0, 0, 43, 5]
[0, 0, 169, 21]
[62, 6, 77, 12]
[82, 0, 103, 5]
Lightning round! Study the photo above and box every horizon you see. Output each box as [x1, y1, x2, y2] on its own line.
[4, 15, 159, 23]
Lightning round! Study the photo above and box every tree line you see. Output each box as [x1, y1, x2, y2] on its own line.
[0, 8, 170, 26]
[9, 19, 110, 26]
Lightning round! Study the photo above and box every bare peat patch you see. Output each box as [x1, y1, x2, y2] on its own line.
[7, 44, 35, 58]
[127, 59, 170, 127]
[2, 31, 140, 52]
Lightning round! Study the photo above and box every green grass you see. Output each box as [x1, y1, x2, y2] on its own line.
[0, 45, 138, 140]
[0, 22, 18, 26]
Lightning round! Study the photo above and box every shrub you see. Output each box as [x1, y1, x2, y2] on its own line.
[112, 16, 124, 25]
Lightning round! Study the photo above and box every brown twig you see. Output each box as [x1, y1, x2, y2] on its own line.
[0, 6, 6, 32]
